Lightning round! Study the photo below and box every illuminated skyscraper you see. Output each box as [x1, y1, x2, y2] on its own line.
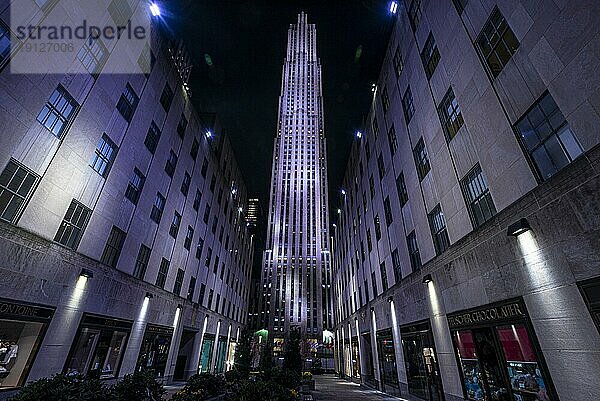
[259, 12, 333, 341]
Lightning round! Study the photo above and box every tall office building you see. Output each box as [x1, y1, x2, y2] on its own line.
[259, 13, 334, 346]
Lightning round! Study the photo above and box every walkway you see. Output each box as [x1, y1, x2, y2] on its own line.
[312, 375, 407, 401]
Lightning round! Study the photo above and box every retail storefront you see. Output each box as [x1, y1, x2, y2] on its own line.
[400, 320, 444, 401]
[376, 328, 399, 395]
[214, 335, 227, 373]
[448, 298, 557, 401]
[64, 314, 131, 379]
[199, 333, 215, 373]
[351, 336, 360, 379]
[579, 277, 600, 334]
[343, 339, 351, 377]
[135, 324, 173, 378]
[360, 332, 376, 387]
[0, 298, 54, 389]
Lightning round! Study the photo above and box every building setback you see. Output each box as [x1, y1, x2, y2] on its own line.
[332, 1, 600, 401]
[0, 4, 253, 396]
[258, 13, 334, 348]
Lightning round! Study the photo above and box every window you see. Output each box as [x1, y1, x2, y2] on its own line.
[196, 237, 204, 259]
[408, 0, 422, 31]
[371, 271, 378, 296]
[428, 205, 450, 255]
[209, 175, 216, 192]
[372, 118, 379, 138]
[116, 83, 139, 122]
[402, 86, 415, 123]
[159, 83, 174, 112]
[369, 175, 375, 198]
[421, 33, 441, 80]
[381, 86, 390, 113]
[77, 36, 108, 75]
[173, 268, 184, 296]
[36, 85, 79, 138]
[199, 283, 206, 306]
[201, 158, 208, 177]
[184, 226, 194, 250]
[108, 0, 132, 26]
[396, 172, 408, 207]
[476, 7, 519, 78]
[156, 258, 170, 289]
[54, 199, 91, 250]
[205, 247, 212, 268]
[392, 248, 402, 283]
[169, 211, 181, 238]
[515, 92, 583, 180]
[165, 150, 178, 177]
[144, 122, 161, 154]
[187, 276, 196, 301]
[203, 204, 210, 224]
[377, 153, 385, 179]
[380, 262, 388, 291]
[177, 114, 188, 138]
[387, 126, 398, 155]
[0, 159, 39, 223]
[133, 244, 151, 279]
[0, 22, 14, 67]
[90, 133, 118, 177]
[150, 192, 165, 223]
[406, 231, 421, 270]
[193, 189, 202, 211]
[452, 0, 468, 14]
[393, 46, 403, 77]
[125, 168, 145, 205]
[181, 172, 191, 196]
[100, 226, 126, 268]
[384, 196, 393, 226]
[413, 138, 431, 180]
[438, 87, 464, 141]
[461, 164, 496, 228]
[191, 138, 199, 160]
[374, 215, 382, 241]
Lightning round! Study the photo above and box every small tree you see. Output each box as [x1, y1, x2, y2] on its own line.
[259, 341, 273, 379]
[282, 328, 302, 374]
[234, 328, 253, 379]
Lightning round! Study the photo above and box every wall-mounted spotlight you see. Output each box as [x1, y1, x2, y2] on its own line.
[79, 269, 94, 279]
[507, 218, 531, 237]
[387, 296, 393, 303]
[340, 189, 346, 196]
[370, 307, 375, 312]
[355, 131, 363, 139]
[205, 130, 213, 139]
[337, 208, 341, 214]
[389, 1, 398, 14]
[422, 274, 433, 284]
[149, 2, 161, 17]
[145, 292, 154, 299]
[177, 304, 183, 309]
[238, 206, 243, 213]
[371, 83, 377, 93]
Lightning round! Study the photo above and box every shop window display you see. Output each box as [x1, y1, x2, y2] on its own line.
[199, 334, 214, 373]
[376, 328, 399, 394]
[135, 324, 173, 378]
[64, 314, 130, 379]
[0, 320, 46, 389]
[214, 336, 227, 373]
[351, 337, 360, 378]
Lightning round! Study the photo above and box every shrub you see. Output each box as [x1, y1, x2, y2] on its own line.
[171, 373, 225, 401]
[271, 368, 301, 390]
[8, 373, 109, 401]
[113, 371, 165, 401]
[226, 379, 297, 401]
[301, 372, 313, 381]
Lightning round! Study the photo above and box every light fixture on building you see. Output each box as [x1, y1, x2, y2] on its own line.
[79, 269, 93, 279]
[371, 83, 377, 93]
[340, 189, 346, 196]
[422, 274, 433, 284]
[177, 304, 183, 309]
[355, 131, 363, 139]
[205, 130, 213, 139]
[337, 208, 341, 214]
[387, 296, 393, 303]
[389, 1, 398, 14]
[507, 218, 531, 237]
[370, 307, 375, 312]
[149, 2, 161, 17]
[145, 292, 154, 299]
[238, 206, 243, 213]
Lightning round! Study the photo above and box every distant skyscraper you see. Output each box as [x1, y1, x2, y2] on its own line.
[246, 198, 262, 231]
[259, 12, 333, 341]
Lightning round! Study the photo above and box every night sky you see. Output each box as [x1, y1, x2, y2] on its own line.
[167, 0, 393, 216]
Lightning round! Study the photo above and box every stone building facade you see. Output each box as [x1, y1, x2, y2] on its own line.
[332, 1, 600, 401]
[0, 1, 253, 396]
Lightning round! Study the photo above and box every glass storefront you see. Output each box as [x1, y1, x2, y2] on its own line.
[361, 332, 376, 387]
[214, 336, 227, 373]
[376, 328, 399, 395]
[351, 337, 360, 379]
[343, 341, 351, 377]
[135, 324, 173, 378]
[65, 314, 131, 379]
[0, 298, 53, 389]
[199, 333, 214, 373]
[226, 340, 236, 372]
[400, 321, 444, 401]
[448, 298, 556, 401]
